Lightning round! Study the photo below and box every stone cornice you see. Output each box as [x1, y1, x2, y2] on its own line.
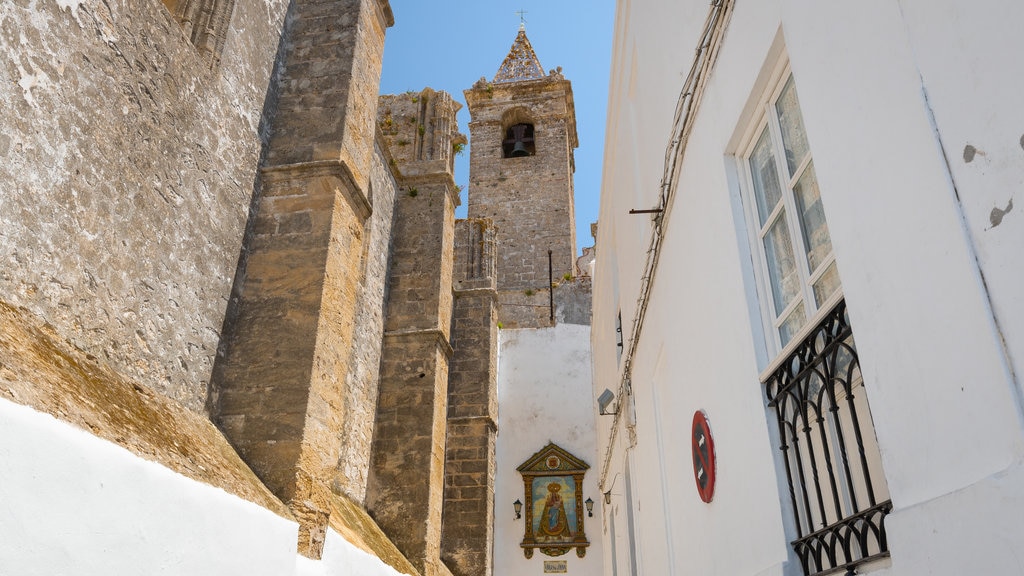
[397, 171, 462, 207]
[261, 159, 372, 220]
[452, 286, 498, 300]
[446, 415, 498, 432]
[383, 328, 454, 359]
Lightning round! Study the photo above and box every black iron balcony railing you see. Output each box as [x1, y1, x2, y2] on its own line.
[764, 299, 892, 576]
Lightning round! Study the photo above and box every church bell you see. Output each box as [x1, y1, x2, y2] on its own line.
[504, 123, 534, 158]
[510, 140, 530, 157]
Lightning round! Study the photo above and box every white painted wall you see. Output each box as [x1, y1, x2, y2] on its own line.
[494, 324, 603, 576]
[0, 399, 408, 576]
[297, 529, 412, 576]
[594, 1, 1024, 575]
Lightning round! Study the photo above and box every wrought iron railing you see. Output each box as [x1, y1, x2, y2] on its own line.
[764, 299, 891, 576]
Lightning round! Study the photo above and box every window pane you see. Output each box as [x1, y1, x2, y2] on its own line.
[793, 163, 833, 272]
[779, 301, 806, 346]
[812, 261, 841, 306]
[749, 127, 783, 226]
[775, 77, 810, 177]
[763, 214, 800, 315]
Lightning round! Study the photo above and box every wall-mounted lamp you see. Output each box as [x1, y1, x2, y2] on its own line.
[585, 497, 594, 517]
[513, 499, 522, 520]
[598, 389, 617, 415]
[603, 491, 612, 505]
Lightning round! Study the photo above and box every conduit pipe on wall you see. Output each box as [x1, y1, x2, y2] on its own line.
[599, 0, 735, 492]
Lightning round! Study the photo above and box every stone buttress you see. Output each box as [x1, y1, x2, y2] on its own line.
[441, 218, 499, 576]
[367, 88, 464, 576]
[208, 0, 394, 559]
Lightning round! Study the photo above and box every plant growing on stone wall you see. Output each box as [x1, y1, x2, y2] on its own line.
[407, 187, 418, 197]
[396, 139, 409, 146]
[453, 184, 464, 196]
[418, 124, 426, 136]
[452, 141, 466, 156]
[524, 289, 535, 296]
[563, 273, 573, 281]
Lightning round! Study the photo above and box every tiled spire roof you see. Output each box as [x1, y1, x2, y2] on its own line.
[493, 26, 545, 84]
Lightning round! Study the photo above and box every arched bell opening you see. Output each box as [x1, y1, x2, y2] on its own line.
[503, 123, 536, 158]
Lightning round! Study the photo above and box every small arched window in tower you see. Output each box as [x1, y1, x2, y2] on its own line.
[503, 123, 536, 158]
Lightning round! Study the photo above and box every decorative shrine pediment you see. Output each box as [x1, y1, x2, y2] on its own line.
[516, 443, 590, 475]
[516, 443, 591, 559]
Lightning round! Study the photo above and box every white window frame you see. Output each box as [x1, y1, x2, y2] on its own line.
[735, 59, 843, 359]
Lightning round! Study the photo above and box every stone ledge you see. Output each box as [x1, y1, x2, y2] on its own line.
[398, 171, 462, 207]
[327, 491, 420, 576]
[262, 159, 372, 220]
[452, 286, 498, 299]
[446, 415, 498, 432]
[0, 300, 293, 519]
[383, 328, 454, 359]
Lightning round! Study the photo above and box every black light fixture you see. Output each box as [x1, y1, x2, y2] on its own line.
[585, 497, 594, 517]
[513, 499, 523, 520]
[604, 491, 612, 505]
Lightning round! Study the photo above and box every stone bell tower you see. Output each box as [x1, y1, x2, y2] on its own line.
[463, 25, 579, 328]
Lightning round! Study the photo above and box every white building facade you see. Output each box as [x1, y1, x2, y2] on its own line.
[592, 1, 1024, 575]
[494, 324, 603, 576]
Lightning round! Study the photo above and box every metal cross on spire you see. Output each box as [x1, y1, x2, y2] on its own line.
[516, 9, 527, 30]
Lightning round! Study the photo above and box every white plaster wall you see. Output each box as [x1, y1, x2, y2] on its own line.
[494, 324, 603, 576]
[895, 0, 1024, 398]
[594, 1, 1024, 575]
[296, 529, 411, 576]
[0, 398, 408, 576]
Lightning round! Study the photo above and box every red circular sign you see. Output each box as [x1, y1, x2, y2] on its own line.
[691, 410, 716, 503]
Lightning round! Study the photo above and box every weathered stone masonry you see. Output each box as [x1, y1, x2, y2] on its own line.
[442, 218, 499, 576]
[209, 0, 395, 559]
[464, 36, 580, 330]
[367, 89, 462, 576]
[334, 140, 401, 504]
[0, 0, 291, 412]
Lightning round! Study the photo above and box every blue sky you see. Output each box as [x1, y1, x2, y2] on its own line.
[379, 1, 616, 253]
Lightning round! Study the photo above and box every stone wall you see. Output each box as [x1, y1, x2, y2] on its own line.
[496, 289, 553, 329]
[554, 277, 592, 326]
[493, 278, 592, 329]
[0, 0, 291, 411]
